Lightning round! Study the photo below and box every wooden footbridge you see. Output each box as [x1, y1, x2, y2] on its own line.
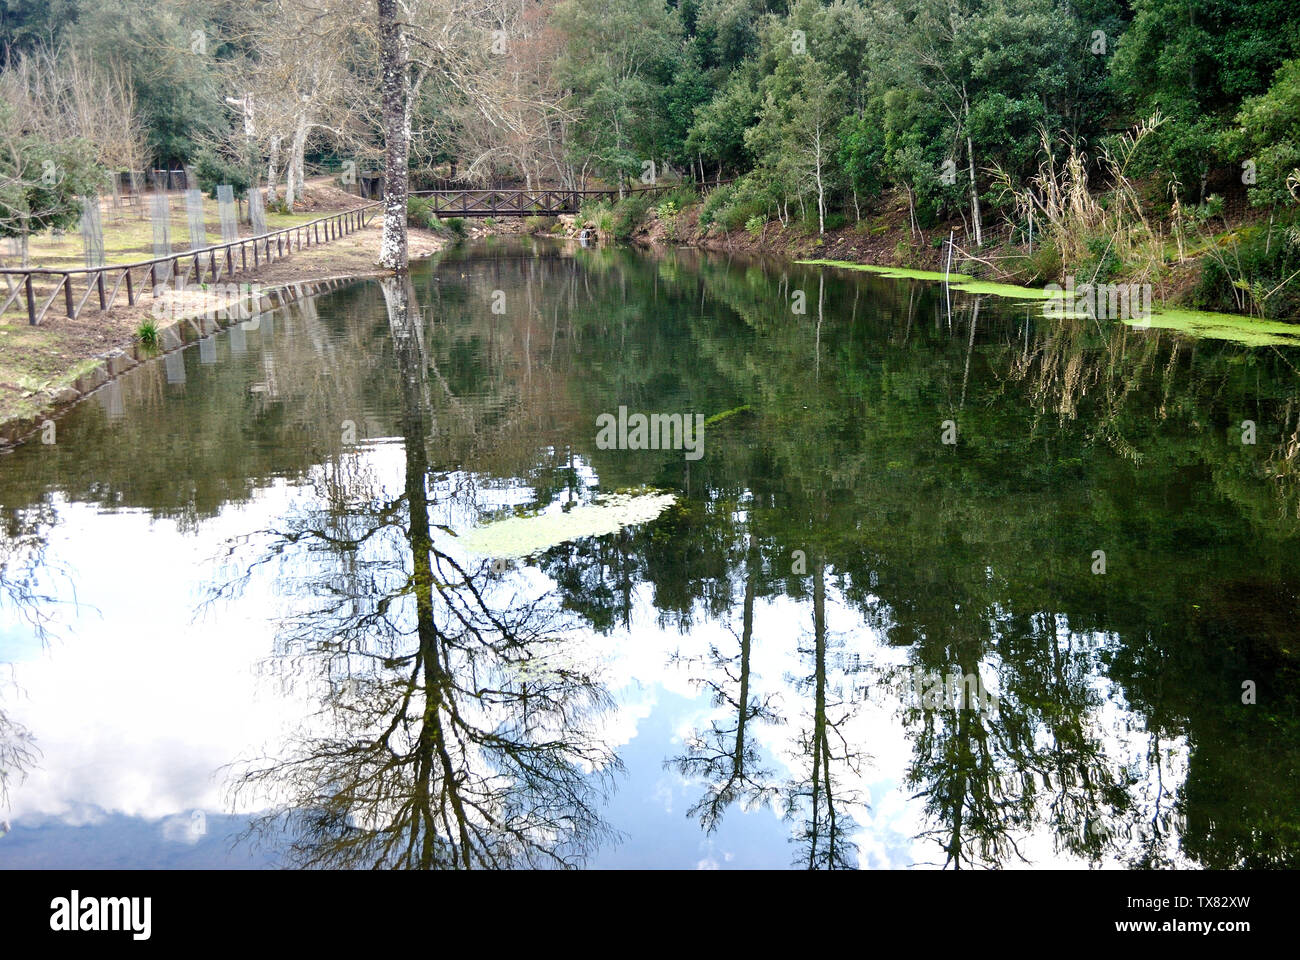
[409, 182, 675, 217]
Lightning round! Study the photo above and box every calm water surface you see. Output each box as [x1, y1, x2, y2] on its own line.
[2, 238, 1298, 869]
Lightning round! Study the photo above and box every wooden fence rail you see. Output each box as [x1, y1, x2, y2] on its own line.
[0, 202, 382, 326]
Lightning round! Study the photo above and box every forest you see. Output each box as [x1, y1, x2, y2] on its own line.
[2, 0, 1299, 316]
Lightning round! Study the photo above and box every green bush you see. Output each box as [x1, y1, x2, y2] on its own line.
[710, 176, 770, 233]
[1194, 219, 1300, 318]
[579, 199, 615, 238]
[612, 194, 653, 240]
[1000, 240, 1064, 285]
[698, 184, 735, 229]
[194, 149, 249, 198]
[1025, 240, 1063, 285]
[658, 183, 698, 214]
[1080, 233, 1123, 283]
[136, 319, 159, 348]
[443, 217, 466, 237]
[407, 195, 435, 228]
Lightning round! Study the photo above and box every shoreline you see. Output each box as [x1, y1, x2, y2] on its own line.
[0, 222, 448, 451]
[7, 211, 1295, 450]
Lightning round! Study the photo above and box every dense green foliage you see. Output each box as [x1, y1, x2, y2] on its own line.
[5, 0, 1296, 229]
[554, 0, 1300, 233]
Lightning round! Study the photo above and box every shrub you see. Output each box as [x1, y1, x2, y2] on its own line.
[407, 195, 434, 228]
[194, 149, 249, 198]
[1026, 240, 1063, 285]
[579, 199, 615, 239]
[744, 214, 764, 237]
[658, 183, 698, 213]
[612, 194, 653, 240]
[710, 175, 770, 233]
[698, 184, 735, 229]
[1194, 218, 1300, 318]
[136, 319, 159, 348]
[656, 199, 682, 239]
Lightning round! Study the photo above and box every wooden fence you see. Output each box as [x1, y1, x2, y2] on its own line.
[1, 202, 381, 326]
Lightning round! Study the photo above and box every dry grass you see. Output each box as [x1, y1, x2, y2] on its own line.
[992, 115, 1167, 287]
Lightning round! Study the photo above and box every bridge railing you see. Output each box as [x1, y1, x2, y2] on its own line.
[0, 202, 382, 326]
[409, 179, 734, 217]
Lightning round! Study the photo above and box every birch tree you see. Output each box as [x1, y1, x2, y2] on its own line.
[377, 0, 410, 270]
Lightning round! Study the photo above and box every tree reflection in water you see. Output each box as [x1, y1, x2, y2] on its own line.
[211, 273, 619, 868]
[0, 501, 65, 810]
[6, 241, 1299, 868]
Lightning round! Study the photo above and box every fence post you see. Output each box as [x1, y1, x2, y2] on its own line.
[125, 268, 135, 306]
[97, 271, 106, 310]
[64, 273, 74, 318]
[25, 273, 35, 325]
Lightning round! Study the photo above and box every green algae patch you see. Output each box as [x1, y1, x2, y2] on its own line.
[1125, 308, 1300, 348]
[951, 279, 1063, 300]
[459, 491, 678, 559]
[796, 259, 970, 283]
[798, 258, 1067, 300]
[704, 404, 751, 426]
[798, 258, 1300, 347]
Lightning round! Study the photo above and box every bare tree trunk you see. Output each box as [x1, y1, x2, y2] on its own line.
[287, 114, 309, 210]
[266, 135, 281, 205]
[963, 88, 982, 250]
[814, 128, 826, 235]
[377, 0, 408, 271]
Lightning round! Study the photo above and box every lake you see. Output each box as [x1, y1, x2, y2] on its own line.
[1, 237, 1297, 869]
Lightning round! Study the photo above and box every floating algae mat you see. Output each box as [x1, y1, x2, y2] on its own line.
[798, 258, 1300, 346]
[797, 259, 1062, 299]
[797, 260, 967, 283]
[1125, 308, 1300, 348]
[458, 491, 678, 559]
